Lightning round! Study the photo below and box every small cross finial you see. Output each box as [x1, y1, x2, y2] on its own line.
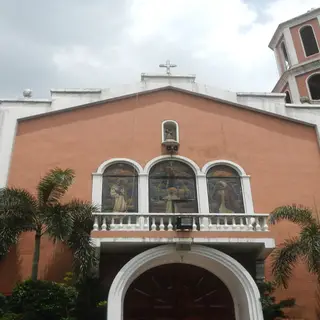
[159, 59, 177, 75]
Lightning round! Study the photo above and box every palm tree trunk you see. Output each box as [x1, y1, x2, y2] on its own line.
[31, 232, 41, 281]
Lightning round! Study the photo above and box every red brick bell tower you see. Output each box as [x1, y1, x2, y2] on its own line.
[269, 8, 320, 104]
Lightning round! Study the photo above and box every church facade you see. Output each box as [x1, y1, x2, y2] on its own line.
[1, 8, 320, 320]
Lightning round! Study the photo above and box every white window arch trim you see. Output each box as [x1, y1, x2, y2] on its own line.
[202, 160, 254, 214]
[306, 72, 320, 101]
[161, 120, 180, 143]
[92, 158, 143, 211]
[299, 24, 320, 58]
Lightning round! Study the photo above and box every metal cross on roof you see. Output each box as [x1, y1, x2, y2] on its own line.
[159, 60, 177, 75]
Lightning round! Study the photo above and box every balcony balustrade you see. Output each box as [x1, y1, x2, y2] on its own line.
[92, 213, 269, 232]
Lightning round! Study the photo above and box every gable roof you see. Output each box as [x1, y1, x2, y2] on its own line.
[18, 86, 315, 128]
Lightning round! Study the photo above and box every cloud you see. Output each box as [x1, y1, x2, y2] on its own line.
[0, 0, 319, 98]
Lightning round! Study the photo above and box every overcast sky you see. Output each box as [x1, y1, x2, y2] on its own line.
[0, 0, 319, 98]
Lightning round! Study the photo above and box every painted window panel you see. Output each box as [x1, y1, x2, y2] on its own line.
[206, 165, 245, 213]
[102, 163, 138, 213]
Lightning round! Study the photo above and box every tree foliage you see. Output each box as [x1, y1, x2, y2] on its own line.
[259, 281, 295, 320]
[270, 204, 320, 288]
[0, 168, 98, 281]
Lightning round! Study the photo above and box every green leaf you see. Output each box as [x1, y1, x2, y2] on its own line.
[37, 168, 75, 207]
[270, 205, 315, 227]
[271, 237, 302, 288]
[0, 188, 37, 256]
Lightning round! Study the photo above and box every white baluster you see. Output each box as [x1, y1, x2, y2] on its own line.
[217, 216, 221, 230]
[248, 217, 253, 231]
[232, 217, 237, 230]
[200, 217, 205, 231]
[168, 217, 173, 231]
[255, 217, 261, 231]
[151, 217, 157, 231]
[119, 217, 123, 230]
[263, 216, 269, 231]
[93, 216, 99, 231]
[144, 217, 149, 230]
[192, 217, 197, 231]
[160, 217, 165, 231]
[240, 217, 245, 230]
[208, 216, 213, 231]
[127, 216, 132, 230]
[110, 217, 115, 230]
[223, 216, 228, 230]
[101, 216, 107, 231]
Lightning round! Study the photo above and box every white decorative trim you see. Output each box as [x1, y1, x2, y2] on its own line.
[144, 155, 201, 175]
[269, 8, 320, 49]
[298, 24, 320, 59]
[161, 120, 180, 143]
[288, 75, 301, 104]
[107, 244, 264, 320]
[283, 28, 298, 65]
[202, 160, 247, 176]
[202, 160, 254, 214]
[92, 158, 143, 210]
[306, 72, 320, 100]
[95, 158, 143, 174]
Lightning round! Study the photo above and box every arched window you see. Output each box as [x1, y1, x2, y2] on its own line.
[206, 165, 244, 213]
[102, 163, 138, 212]
[281, 41, 290, 70]
[149, 160, 198, 213]
[308, 73, 320, 100]
[300, 25, 319, 57]
[285, 91, 292, 103]
[162, 120, 179, 143]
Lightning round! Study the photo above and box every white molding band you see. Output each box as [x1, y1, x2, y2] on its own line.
[107, 244, 264, 320]
[92, 157, 255, 214]
[283, 27, 298, 65]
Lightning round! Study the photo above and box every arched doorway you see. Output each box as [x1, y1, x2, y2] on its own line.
[124, 263, 235, 320]
[107, 245, 264, 320]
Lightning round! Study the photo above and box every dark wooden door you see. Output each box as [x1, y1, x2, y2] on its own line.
[124, 263, 235, 320]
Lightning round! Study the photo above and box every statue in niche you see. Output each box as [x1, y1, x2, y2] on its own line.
[210, 180, 241, 213]
[110, 178, 127, 212]
[165, 128, 174, 141]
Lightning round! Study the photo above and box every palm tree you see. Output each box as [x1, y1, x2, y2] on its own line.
[0, 168, 98, 281]
[270, 205, 320, 289]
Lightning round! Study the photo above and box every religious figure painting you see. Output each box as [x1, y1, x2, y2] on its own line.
[149, 160, 198, 214]
[102, 163, 138, 213]
[206, 166, 244, 214]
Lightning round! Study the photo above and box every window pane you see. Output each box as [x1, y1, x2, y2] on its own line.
[102, 163, 138, 212]
[207, 166, 244, 213]
[149, 160, 198, 213]
[300, 26, 319, 57]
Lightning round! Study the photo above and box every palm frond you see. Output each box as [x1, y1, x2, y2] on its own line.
[0, 188, 38, 256]
[270, 205, 315, 227]
[63, 199, 98, 280]
[271, 237, 303, 288]
[299, 224, 320, 276]
[41, 204, 73, 241]
[37, 168, 75, 207]
[67, 231, 98, 281]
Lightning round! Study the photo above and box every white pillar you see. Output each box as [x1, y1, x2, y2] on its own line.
[138, 173, 149, 229]
[197, 173, 210, 229]
[283, 27, 298, 65]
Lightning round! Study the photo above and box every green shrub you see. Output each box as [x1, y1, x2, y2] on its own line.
[9, 279, 78, 320]
[259, 281, 295, 320]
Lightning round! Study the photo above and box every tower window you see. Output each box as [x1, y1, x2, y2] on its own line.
[281, 42, 290, 70]
[285, 91, 292, 103]
[300, 25, 319, 57]
[308, 73, 320, 100]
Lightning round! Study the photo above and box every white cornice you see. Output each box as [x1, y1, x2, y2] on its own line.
[269, 8, 320, 49]
[50, 88, 102, 94]
[272, 59, 320, 92]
